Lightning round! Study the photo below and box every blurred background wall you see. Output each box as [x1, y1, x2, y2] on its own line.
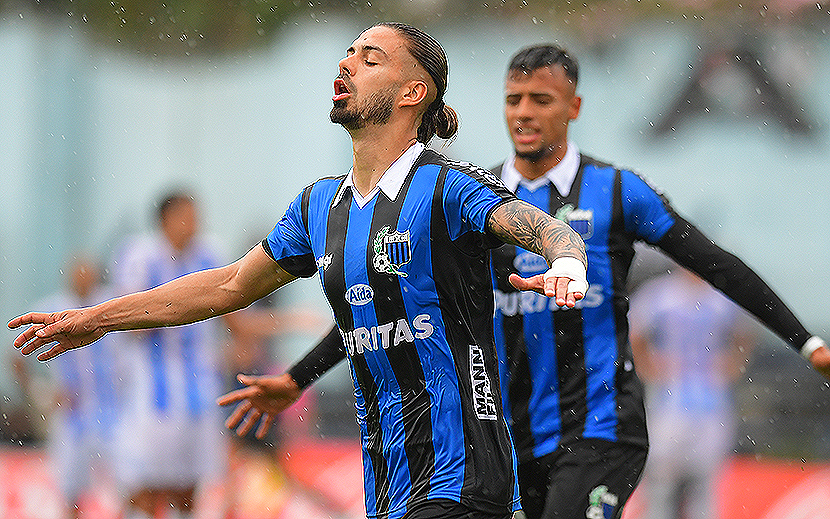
[1, 0, 829, 459]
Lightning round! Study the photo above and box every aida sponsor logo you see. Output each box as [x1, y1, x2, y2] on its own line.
[344, 284, 374, 306]
[341, 314, 434, 356]
[469, 344, 497, 420]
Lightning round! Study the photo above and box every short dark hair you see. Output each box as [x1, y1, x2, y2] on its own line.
[157, 190, 194, 222]
[508, 44, 579, 86]
[377, 22, 459, 143]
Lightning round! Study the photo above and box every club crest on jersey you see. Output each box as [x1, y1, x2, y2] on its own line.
[586, 485, 618, 519]
[316, 253, 333, 271]
[373, 226, 411, 277]
[554, 203, 594, 239]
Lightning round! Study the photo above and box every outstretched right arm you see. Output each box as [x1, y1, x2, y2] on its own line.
[9, 243, 295, 361]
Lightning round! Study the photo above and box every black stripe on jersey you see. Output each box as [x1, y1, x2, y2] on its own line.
[552, 309, 586, 443]
[300, 183, 312, 234]
[323, 188, 391, 514]
[606, 164, 636, 295]
[430, 159, 514, 514]
[322, 187, 350, 327]
[551, 164, 588, 444]
[599, 156, 644, 446]
[365, 159, 436, 514]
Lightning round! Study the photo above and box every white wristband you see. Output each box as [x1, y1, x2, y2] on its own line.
[801, 336, 827, 360]
[544, 257, 589, 294]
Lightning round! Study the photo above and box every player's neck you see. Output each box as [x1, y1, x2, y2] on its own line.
[349, 124, 418, 196]
[514, 156, 560, 181]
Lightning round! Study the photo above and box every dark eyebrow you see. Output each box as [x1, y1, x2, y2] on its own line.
[347, 43, 388, 58]
[362, 45, 387, 56]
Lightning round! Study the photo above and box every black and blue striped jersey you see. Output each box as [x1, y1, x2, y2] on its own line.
[263, 146, 521, 519]
[491, 153, 672, 462]
[491, 149, 813, 465]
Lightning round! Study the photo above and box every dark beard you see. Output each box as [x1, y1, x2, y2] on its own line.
[330, 88, 395, 129]
[515, 144, 554, 163]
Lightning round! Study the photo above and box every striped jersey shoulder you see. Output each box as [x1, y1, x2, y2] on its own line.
[443, 157, 513, 196]
[581, 153, 666, 197]
[296, 174, 348, 234]
[305, 173, 347, 194]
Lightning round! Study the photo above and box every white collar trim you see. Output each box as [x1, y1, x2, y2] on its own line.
[500, 141, 580, 196]
[333, 142, 425, 208]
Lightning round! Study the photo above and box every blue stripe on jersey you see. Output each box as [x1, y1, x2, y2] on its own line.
[90, 342, 117, 434]
[59, 350, 85, 437]
[514, 183, 563, 453]
[148, 262, 169, 413]
[343, 194, 411, 517]
[579, 165, 619, 440]
[268, 191, 315, 262]
[401, 163, 465, 502]
[621, 169, 675, 242]
[442, 166, 504, 240]
[181, 258, 212, 416]
[180, 324, 198, 414]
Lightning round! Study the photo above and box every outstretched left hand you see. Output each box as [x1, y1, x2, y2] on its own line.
[509, 273, 585, 308]
[509, 256, 588, 308]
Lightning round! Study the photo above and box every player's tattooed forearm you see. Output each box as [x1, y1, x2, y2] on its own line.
[489, 200, 587, 265]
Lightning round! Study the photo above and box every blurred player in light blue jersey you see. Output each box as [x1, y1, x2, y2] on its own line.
[630, 266, 755, 519]
[18, 256, 120, 519]
[109, 192, 230, 519]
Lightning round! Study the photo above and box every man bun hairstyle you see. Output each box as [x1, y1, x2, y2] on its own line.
[378, 22, 459, 143]
[508, 44, 579, 86]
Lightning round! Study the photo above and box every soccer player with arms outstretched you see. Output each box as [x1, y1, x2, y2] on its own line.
[10, 23, 588, 519]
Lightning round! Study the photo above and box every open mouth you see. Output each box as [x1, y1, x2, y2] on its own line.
[333, 77, 350, 102]
[514, 125, 539, 144]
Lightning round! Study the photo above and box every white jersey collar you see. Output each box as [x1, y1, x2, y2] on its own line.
[500, 141, 580, 196]
[333, 142, 426, 208]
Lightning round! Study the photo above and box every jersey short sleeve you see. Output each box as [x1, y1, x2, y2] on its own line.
[442, 161, 516, 247]
[620, 169, 676, 244]
[263, 189, 317, 278]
